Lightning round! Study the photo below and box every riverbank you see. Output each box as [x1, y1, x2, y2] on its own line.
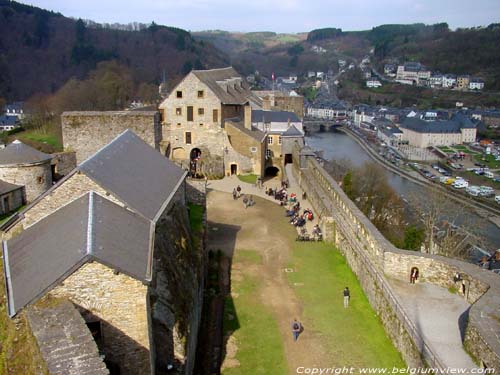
[340, 127, 500, 221]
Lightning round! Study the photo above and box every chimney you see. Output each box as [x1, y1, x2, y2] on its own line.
[244, 104, 252, 130]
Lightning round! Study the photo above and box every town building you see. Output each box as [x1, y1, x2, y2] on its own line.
[0, 115, 19, 132]
[253, 90, 305, 119]
[307, 100, 349, 121]
[384, 64, 397, 76]
[252, 109, 304, 170]
[399, 113, 477, 148]
[442, 74, 457, 88]
[0, 140, 52, 202]
[457, 75, 471, 90]
[2, 130, 203, 374]
[4, 102, 25, 119]
[396, 62, 431, 85]
[159, 67, 270, 177]
[469, 78, 485, 90]
[376, 124, 404, 146]
[429, 73, 443, 88]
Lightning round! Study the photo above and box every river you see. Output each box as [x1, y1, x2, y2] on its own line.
[305, 130, 500, 251]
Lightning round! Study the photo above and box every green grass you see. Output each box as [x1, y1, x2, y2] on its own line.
[237, 174, 258, 185]
[0, 205, 25, 226]
[437, 146, 453, 153]
[223, 250, 287, 375]
[20, 130, 62, 150]
[287, 242, 406, 369]
[474, 154, 500, 169]
[188, 204, 204, 247]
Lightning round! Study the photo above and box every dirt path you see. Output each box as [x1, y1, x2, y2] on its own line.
[207, 190, 330, 374]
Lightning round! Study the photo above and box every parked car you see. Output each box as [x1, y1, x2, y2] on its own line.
[479, 186, 494, 197]
[466, 186, 481, 196]
[452, 180, 469, 189]
[484, 171, 494, 179]
[495, 195, 500, 204]
[445, 178, 455, 185]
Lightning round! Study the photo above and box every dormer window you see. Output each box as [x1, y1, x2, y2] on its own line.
[176, 91, 183, 98]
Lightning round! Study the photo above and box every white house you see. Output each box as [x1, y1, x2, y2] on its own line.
[366, 79, 382, 88]
[442, 74, 457, 88]
[469, 78, 484, 90]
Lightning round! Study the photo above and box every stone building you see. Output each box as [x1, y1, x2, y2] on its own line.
[2, 130, 204, 374]
[0, 179, 24, 215]
[253, 90, 305, 120]
[159, 67, 267, 177]
[399, 114, 477, 148]
[0, 140, 52, 202]
[252, 110, 304, 173]
[61, 111, 161, 164]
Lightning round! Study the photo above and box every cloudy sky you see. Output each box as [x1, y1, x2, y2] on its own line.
[25, 0, 500, 33]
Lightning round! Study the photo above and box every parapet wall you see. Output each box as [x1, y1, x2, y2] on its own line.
[61, 111, 161, 164]
[292, 147, 500, 370]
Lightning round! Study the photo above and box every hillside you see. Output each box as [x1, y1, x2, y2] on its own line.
[0, 1, 228, 101]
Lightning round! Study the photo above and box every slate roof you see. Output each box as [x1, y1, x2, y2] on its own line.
[3, 191, 153, 317]
[282, 125, 305, 137]
[192, 67, 262, 106]
[0, 179, 23, 195]
[400, 114, 476, 134]
[78, 130, 186, 221]
[0, 115, 18, 126]
[0, 140, 52, 166]
[252, 110, 300, 123]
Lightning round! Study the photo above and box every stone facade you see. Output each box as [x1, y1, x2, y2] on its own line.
[61, 111, 161, 164]
[292, 146, 500, 370]
[253, 90, 305, 119]
[50, 263, 151, 374]
[159, 69, 265, 178]
[401, 127, 477, 148]
[0, 186, 24, 215]
[51, 151, 77, 178]
[0, 161, 52, 203]
[225, 121, 265, 176]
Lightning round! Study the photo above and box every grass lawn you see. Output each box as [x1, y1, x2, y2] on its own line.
[237, 174, 258, 185]
[19, 130, 62, 151]
[287, 242, 405, 369]
[474, 154, 500, 169]
[0, 205, 25, 226]
[437, 146, 453, 153]
[223, 250, 287, 375]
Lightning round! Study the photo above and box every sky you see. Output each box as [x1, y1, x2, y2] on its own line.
[25, 0, 500, 33]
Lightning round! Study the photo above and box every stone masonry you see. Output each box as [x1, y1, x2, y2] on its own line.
[0, 160, 52, 203]
[61, 111, 161, 163]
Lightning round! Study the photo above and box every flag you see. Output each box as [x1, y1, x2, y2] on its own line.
[272, 72, 275, 81]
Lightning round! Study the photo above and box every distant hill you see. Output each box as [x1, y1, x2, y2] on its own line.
[0, 1, 228, 101]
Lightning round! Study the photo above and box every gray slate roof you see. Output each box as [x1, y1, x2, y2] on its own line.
[0, 115, 18, 126]
[282, 124, 304, 137]
[26, 301, 109, 375]
[79, 130, 186, 221]
[0, 140, 52, 166]
[3, 191, 153, 317]
[400, 114, 476, 134]
[252, 110, 300, 123]
[192, 67, 262, 106]
[0, 179, 23, 195]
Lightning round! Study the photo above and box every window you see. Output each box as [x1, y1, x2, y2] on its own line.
[37, 176, 44, 184]
[266, 149, 272, 158]
[199, 123, 203, 127]
[176, 91, 183, 98]
[198, 108, 204, 116]
[176, 107, 182, 116]
[213, 109, 218, 123]
[187, 106, 193, 121]
[268, 136, 273, 145]
[177, 123, 181, 127]
[197, 90, 204, 98]
[185, 132, 192, 145]
[278, 136, 282, 145]
[250, 147, 257, 153]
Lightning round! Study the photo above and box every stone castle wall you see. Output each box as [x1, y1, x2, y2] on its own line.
[61, 111, 160, 164]
[292, 148, 500, 370]
[0, 160, 52, 203]
[50, 263, 151, 375]
[51, 151, 77, 177]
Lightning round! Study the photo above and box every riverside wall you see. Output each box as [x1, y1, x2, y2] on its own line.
[292, 146, 500, 370]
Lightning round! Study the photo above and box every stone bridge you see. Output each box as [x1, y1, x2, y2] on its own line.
[303, 118, 344, 133]
[291, 145, 500, 370]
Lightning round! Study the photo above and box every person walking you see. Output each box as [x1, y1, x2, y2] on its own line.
[236, 185, 242, 198]
[232, 188, 237, 200]
[291, 319, 302, 342]
[343, 287, 350, 308]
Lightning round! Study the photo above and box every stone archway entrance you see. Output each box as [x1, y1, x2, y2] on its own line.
[230, 164, 238, 175]
[190, 148, 202, 177]
[265, 166, 280, 177]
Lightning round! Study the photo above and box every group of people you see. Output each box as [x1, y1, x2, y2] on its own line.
[232, 185, 255, 208]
